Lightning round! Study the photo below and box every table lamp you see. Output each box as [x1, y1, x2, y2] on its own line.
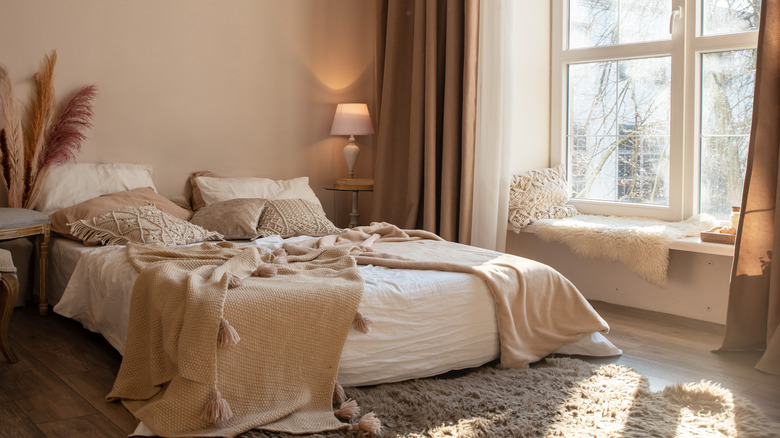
[330, 103, 374, 178]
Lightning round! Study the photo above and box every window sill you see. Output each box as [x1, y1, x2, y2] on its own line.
[508, 224, 735, 257]
[667, 236, 734, 257]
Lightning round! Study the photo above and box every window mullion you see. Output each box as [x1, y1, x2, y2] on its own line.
[693, 32, 759, 53]
[551, 0, 565, 170]
[560, 41, 674, 64]
[681, 0, 697, 220]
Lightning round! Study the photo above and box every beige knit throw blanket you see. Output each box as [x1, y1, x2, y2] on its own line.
[107, 241, 364, 437]
[287, 222, 611, 369]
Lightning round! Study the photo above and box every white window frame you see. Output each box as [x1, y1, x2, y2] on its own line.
[551, 0, 758, 221]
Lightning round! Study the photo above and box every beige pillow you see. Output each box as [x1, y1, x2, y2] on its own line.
[257, 199, 340, 238]
[49, 187, 192, 239]
[195, 176, 322, 209]
[189, 198, 266, 240]
[69, 205, 222, 246]
[509, 164, 578, 229]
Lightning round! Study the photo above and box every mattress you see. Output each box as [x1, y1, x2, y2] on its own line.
[52, 235, 620, 387]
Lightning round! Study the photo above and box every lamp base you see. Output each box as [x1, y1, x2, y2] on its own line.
[343, 136, 360, 178]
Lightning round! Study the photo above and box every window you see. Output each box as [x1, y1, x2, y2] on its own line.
[552, 0, 759, 220]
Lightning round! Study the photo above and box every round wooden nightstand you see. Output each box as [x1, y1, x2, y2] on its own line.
[324, 179, 374, 228]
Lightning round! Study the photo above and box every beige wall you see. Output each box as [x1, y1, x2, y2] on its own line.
[0, 0, 376, 227]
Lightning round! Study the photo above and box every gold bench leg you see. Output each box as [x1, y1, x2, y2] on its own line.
[0, 272, 19, 363]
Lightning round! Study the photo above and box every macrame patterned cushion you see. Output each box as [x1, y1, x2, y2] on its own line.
[256, 199, 341, 238]
[509, 164, 578, 230]
[68, 205, 223, 246]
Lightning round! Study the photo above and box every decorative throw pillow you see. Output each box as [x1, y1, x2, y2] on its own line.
[49, 187, 193, 239]
[69, 205, 223, 246]
[189, 198, 267, 240]
[194, 175, 322, 209]
[508, 164, 578, 230]
[256, 199, 340, 238]
[35, 162, 157, 214]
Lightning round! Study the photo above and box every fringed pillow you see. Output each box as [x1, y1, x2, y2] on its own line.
[256, 199, 340, 238]
[69, 205, 223, 246]
[509, 164, 578, 230]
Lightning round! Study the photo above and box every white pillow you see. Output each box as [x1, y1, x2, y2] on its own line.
[35, 162, 156, 214]
[194, 176, 322, 208]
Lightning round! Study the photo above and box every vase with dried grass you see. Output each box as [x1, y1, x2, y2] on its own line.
[0, 50, 97, 209]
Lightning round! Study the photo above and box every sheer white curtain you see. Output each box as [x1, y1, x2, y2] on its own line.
[470, 0, 517, 251]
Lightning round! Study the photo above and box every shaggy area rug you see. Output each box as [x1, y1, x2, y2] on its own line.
[240, 357, 778, 438]
[525, 214, 718, 287]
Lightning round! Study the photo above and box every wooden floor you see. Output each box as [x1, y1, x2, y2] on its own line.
[1, 300, 778, 437]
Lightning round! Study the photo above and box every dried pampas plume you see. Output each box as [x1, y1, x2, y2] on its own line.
[23, 50, 57, 205]
[0, 66, 25, 207]
[25, 84, 97, 209]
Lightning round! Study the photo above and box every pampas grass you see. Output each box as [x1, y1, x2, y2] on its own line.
[24, 84, 97, 209]
[23, 50, 57, 205]
[0, 66, 25, 208]
[0, 51, 95, 209]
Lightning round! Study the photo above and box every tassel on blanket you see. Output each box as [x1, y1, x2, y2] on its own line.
[202, 388, 233, 424]
[252, 263, 277, 278]
[218, 317, 240, 346]
[350, 412, 382, 437]
[334, 399, 360, 422]
[271, 247, 288, 264]
[333, 381, 346, 406]
[353, 311, 373, 334]
[227, 274, 243, 289]
[271, 256, 288, 264]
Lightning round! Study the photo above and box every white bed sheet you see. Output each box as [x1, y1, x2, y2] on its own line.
[53, 236, 620, 387]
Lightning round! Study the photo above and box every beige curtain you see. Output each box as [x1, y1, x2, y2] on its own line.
[372, 0, 478, 243]
[719, 0, 780, 375]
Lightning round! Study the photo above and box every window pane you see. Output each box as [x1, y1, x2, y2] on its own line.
[569, 0, 670, 49]
[702, 0, 761, 36]
[568, 57, 671, 205]
[699, 49, 756, 218]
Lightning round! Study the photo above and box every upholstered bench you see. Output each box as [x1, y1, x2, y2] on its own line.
[0, 208, 51, 315]
[0, 248, 19, 363]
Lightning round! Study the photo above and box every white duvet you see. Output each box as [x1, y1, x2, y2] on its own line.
[53, 236, 620, 387]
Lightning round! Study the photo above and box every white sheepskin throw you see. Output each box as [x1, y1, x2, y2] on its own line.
[525, 214, 719, 287]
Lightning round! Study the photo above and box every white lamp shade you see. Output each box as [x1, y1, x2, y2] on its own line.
[330, 103, 374, 135]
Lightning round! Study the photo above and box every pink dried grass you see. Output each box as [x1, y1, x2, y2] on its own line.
[42, 84, 96, 167]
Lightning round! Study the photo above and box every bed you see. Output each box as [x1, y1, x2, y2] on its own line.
[38, 163, 621, 436]
[52, 234, 620, 387]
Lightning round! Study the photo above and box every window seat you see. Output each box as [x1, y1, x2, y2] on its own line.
[668, 236, 734, 257]
[507, 213, 732, 288]
[509, 215, 735, 257]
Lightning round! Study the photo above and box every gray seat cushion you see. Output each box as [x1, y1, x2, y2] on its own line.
[0, 208, 50, 229]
